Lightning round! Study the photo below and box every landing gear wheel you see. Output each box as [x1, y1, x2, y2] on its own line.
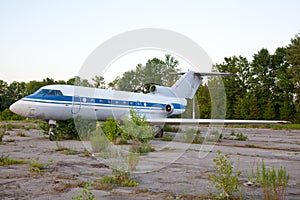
[48, 120, 56, 141]
[49, 133, 55, 141]
[154, 126, 164, 138]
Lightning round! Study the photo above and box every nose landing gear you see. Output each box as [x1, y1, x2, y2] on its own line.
[48, 120, 56, 141]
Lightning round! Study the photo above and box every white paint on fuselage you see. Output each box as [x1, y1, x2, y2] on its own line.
[10, 85, 187, 121]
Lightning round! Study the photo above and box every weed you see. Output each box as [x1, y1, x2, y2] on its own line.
[245, 144, 258, 148]
[90, 133, 110, 153]
[72, 182, 96, 200]
[208, 150, 242, 199]
[17, 131, 26, 137]
[100, 169, 138, 188]
[55, 147, 80, 155]
[235, 133, 248, 141]
[0, 154, 28, 166]
[163, 125, 180, 132]
[55, 142, 80, 155]
[160, 135, 173, 141]
[29, 158, 54, 173]
[5, 124, 13, 130]
[130, 142, 154, 154]
[4, 139, 15, 143]
[127, 151, 140, 171]
[0, 129, 5, 142]
[256, 161, 290, 200]
[246, 161, 257, 183]
[206, 131, 222, 142]
[116, 138, 128, 145]
[230, 130, 236, 136]
[82, 149, 90, 157]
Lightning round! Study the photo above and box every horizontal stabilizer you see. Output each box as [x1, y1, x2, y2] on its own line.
[175, 72, 233, 77]
[148, 118, 291, 125]
[170, 71, 233, 99]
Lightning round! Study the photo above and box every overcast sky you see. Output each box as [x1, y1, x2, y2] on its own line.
[0, 0, 299, 83]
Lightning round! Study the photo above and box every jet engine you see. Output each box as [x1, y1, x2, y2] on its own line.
[149, 85, 175, 97]
[164, 104, 174, 114]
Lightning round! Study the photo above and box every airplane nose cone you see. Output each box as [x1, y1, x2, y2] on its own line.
[9, 100, 26, 117]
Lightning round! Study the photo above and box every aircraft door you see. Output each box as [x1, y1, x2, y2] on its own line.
[71, 95, 81, 114]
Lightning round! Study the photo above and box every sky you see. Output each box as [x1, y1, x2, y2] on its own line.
[0, 0, 299, 84]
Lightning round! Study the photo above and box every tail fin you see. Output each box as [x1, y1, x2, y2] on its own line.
[171, 71, 233, 99]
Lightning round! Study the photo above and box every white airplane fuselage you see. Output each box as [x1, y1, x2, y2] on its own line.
[9, 84, 187, 121]
[9, 71, 291, 126]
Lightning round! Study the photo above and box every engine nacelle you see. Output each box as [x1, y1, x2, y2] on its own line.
[164, 104, 174, 114]
[149, 85, 175, 97]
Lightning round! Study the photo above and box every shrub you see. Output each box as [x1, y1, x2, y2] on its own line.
[102, 118, 122, 143]
[208, 150, 241, 199]
[121, 109, 154, 143]
[0, 108, 25, 121]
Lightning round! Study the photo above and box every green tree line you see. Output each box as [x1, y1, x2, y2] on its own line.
[0, 34, 299, 122]
[214, 33, 300, 122]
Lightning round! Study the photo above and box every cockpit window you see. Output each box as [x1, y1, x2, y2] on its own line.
[36, 89, 63, 96]
[48, 90, 63, 96]
[36, 89, 50, 96]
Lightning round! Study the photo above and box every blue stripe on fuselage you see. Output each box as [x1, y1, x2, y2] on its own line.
[24, 94, 186, 110]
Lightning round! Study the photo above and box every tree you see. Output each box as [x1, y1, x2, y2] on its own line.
[108, 76, 120, 89]
[0, 80, 8, 112]
[92, 75, 106, 89]
[196, 84, 211, 119]
[6, 81, 27, 107]
[215, 56, 250, 119]
[117, 55, 180, 92]
[263, 99, 276, 120]
[249, 49, 275, 119]
[249, 94, 259, 120]
[233, 97, 243, 119]
[74, 76, 92, 87]
[286, 33, 300, 122]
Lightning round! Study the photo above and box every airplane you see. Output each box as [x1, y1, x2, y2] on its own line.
[9, 70, 290, 140]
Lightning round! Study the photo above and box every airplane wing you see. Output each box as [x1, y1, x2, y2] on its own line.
[147, 118, 291, 125]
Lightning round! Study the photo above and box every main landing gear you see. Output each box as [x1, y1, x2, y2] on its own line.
[154, 126, 164, 138]
[48, 120, 56, 141]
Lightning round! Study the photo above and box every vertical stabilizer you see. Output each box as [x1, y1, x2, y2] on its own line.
[171, 71, 203, 99]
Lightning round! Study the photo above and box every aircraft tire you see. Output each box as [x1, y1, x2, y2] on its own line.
[154, 127, 164, 138]
[49, 133, 55, 141]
